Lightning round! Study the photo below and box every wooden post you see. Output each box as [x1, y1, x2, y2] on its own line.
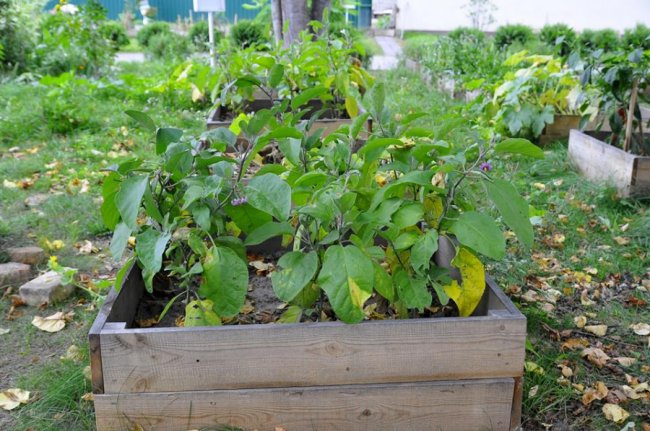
[623, 79, 639, 153]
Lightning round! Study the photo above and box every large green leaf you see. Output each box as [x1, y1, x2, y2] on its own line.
[485, 179, 533, 251]
[155, 127, 183, 155]
[244, 173, 292, 220]
[410, 229, 439, 275]
[115, 175, 148, 230]
[317, 245, 374, 323]
[244, 221, 294, 246]
[271, 251, 319, 302]
[136, 228, 171, 293]
[393, 269, 432, 310]
[392, 203, 424, 230]
[125, 110, 156, 131]
[494, 138, 544, 159]
[373, 262, 394, 302]
[101, 172, 121, 230]
[109, 221, 131, 261]
[199, 246, 248, 317]
[291, 86, 327, 110]
[449, 212, 505, 260]
[185, 300, 222, 326]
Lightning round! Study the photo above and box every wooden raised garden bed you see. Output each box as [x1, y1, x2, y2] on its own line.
[568, 130, 650, 198]
[539, 114, 580, 145]
[89, 264, 526, 431]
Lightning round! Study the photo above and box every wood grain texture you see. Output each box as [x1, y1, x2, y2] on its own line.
[509, 376, 523, 431]
[99, 279, 525, 394]
[95, 378, 514, 431]
[568, 130, 650, 197]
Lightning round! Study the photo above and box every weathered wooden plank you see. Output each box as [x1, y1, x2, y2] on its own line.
[95, 378, 515, 431]
[568, 130, 650, 197]
[100, 280, 525, 393]
[509, 376, 524, 431]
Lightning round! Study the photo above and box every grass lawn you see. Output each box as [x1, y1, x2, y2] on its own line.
[0, 64, 648, 430]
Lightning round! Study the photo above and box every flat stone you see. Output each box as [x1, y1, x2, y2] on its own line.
[19, 271, 74, 306]
[0, 262, 31, 288]
[7, 246, 46, 266]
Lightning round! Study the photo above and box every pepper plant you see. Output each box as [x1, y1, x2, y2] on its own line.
[103, 83, 542, 325]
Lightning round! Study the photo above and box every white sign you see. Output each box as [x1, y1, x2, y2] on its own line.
[193, 0, 225, 12]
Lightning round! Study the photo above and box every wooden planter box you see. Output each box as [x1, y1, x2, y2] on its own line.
[90, 264, 526, 431]
[207, 99, 361, 139]
[568, 130, 650, 198]
[539, 114, 581, 145]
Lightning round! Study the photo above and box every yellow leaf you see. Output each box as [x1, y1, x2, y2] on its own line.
[81, 392, 94, 402]
[423, 194, 444, 228]
[0, 388, 30, 411]
[32, 312, 66, 333]
[524, 361, 545, 375]
[574, 315, 587, 328]
[443, 248, 485, 317]
[581, 347, 610, 368]
[584, 324, 608, 337]
[602, 403, 629, 424]
[43, 239, 65, 251]
[582, 381, 608, 405]
[344, 95, 359, 118]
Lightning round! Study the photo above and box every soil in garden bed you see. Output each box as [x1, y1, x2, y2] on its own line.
[132, 251, 460, 329]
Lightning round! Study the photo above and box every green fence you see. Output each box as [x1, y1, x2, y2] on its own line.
[43, 0, 263, 23]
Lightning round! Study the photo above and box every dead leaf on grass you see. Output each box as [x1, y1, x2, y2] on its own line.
[614, 357, 637, 367]
[630, 322, 650, 336]
[602, 403, 629, 424]
[574, 315, 587, 328]
[61, 345, 83, 362]
[0, 388, 30, 411]
[581, 347, 610, 368]
[528, 385, 539, 397]
[524, 361, 545, 375]
[32, 312, 67, 333]
[559, 365, 573, 378]
[582, 381, 609, 405]
[584, 324, 608, 337]
[621, 383, 648, 400]
[561, 338, 590, 351]
[613, 236, 630, 246]
[0, 328, 9, 335]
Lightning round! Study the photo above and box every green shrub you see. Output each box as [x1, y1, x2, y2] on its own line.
[99, 21, 130, 52]
[188, 20, 221, 51]
[448, 27, 485, 43]
[579, 29, 619, 52]
[622, 24, 650, 50]
[494, 24, 535, 49]
[539, 23, 577, 56]
[328, 21, 362, 40]
[146, 32, 192, 60]
[0, 0, 34, 72]
[137, 21, 171, 48]
[230, 20, 267, 49]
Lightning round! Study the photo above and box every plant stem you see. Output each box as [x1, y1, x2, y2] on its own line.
[623, 79, 638, 153]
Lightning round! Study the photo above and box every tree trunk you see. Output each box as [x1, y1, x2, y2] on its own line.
[310, 0, 331, 22]
[280, 0, 309, 45]
[271, 0, 283, 43]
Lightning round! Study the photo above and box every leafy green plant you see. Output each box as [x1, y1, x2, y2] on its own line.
[99, 21, 130, 52]
[39, 72, 100, 134]
[102, 81, 541, 326]
[136, 21, 171, 48]
[189, 20, 221, 52]
[448, 27, 485, 43]
[494, 24, 535, 49]
[145, 32, 193, 61]
[230, 20, 268, 49]
[539, 23, 577, 57]
[486, 51, 588, 139]
[579, 29, 620, 53]
[0, 0, 35, 73]
[622, 24, 650, 50]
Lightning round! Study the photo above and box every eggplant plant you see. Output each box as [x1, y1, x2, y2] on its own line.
[103, 83, 542, 326]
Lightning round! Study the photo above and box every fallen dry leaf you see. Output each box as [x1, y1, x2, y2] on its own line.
[562, 338, 590, 351]
[613, 236, 630, 246]
[614, 357, 637, 367]
[582, 381, 609, 406]
[602, 403, 629, 424]
[560, 365, 573, 378]
[61, 345, 83, 362]
[83, 366, 92, 381]
[621, 383, 648, 400]
[0, 328, 9, 335]
[525, 361, 545, 375]
[81, 392, 94, 402]
[584, 324, 608, 337]
[0, 388, 30, 411]
[581, 347, 610, 368]
[528, 385, 539, 397]
[630, 322, 650, 336]
[574, 315, 587, 328]
[32, 312, 67, 333]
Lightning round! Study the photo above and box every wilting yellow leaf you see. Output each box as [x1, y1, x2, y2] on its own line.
[32, 312, 66, 333]
[443, 248, 485, 317]
[0, 388, 30, 411]
[524, 361, 545, 375]
[584, 324, 607, 337]
[43, 239, 65, 251]
[630, 322, 650, 336]
[581, 347, 610, 368]
[561, 338, 590, 351]
[602, 403, 629, 424]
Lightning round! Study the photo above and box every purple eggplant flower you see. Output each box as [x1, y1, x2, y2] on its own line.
[479, 161, 493, 172]
[231, 196, 248, 206]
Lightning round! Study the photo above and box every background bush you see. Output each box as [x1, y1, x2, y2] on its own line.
[188, 20, 222, 52]
[579, 29, 620, 52]
[539, 23, 577, 56]
[448, 27, 485, 44]
[137, 21, 171, 48]
[494, 24, 535, 49]
[99, 21, 130, 52]
[146, 32, 192, 60]
[622, 24, 650, 50]
[0, 0, 35, 73]
[230, 20, 267, 49]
